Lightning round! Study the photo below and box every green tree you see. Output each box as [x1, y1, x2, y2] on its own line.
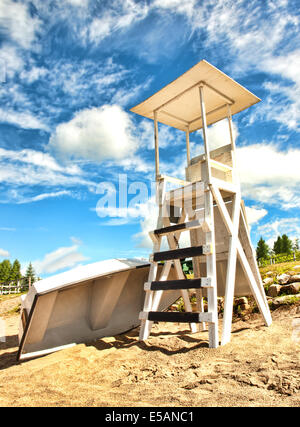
[281, 234, 293, 254]
[256, 237, 270, 260]
[0, 259, 12, 284]
[10, 259, 22, 283]
[273, 236, 282, 255]
[25, 262, 36, 285]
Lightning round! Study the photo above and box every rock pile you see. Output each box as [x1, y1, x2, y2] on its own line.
[265, 274, 300, 297]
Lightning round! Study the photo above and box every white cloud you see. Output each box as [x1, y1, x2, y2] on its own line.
[0, 147, 96, 198]
[65, 0, 89, 6]
[0, 44, 24, 79]
[0, 108, 48, 130]
[86, 0, 148, 44]
[245, 206, 268, 225]
[0, 0, 41, 49]
[237, 143, 300, 208]
[32, 238, 88, 275]
[0, 248, 10, 258]
[257, 217, 300, 249]
[153, 0, 196, 18]
[20, 66, 48, 84]
[12, 190, 72, 205]
[49, 105, 137, 162]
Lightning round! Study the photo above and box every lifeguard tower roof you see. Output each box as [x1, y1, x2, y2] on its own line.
[130, 60, 260, 132]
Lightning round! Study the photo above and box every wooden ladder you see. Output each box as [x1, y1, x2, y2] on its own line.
[139, 172, 220, 348]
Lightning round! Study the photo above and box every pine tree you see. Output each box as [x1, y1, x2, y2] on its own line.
[281, 234, 293, 254]
[256, 237, 269, 260]
[25, 262, 36, 285]
[0, 259, 12, 284]
[273, 236, 282, 255]
[10, 259, 22, 283]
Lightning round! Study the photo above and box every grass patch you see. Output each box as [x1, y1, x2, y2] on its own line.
[0, 292, 26, 303]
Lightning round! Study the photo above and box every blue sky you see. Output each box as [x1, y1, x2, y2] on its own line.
[0, 0, 300, 277]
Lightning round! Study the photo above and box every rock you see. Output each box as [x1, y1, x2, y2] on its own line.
[265, 271, 273, 276]
[280, 283, 300, 295]
[263, 277, 273, 285]
[235, 297, 248, 305]
[277, 274, 290, 285]
[292, 265, 300, 270]
[272, 294, 300, 306]
[267, 284, 282, 297]
[288, 274, 300, 283]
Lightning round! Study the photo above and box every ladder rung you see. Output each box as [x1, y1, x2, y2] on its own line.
[152, 245, 211, 262]
[140, 311, 215, 323]
[145, 278, 212, 291]
[153, 219, 207, 237]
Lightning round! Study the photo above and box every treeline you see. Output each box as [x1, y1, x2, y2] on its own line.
[0, 259, 37, 285]
[256, 234, 299, 261]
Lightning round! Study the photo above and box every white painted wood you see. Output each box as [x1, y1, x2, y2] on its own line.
[158, 174, 190, 186]
[199, 84, 212, 184]
[186, 127, 190, 166]
[130, 60, 261, 133]
[154, 110, 159, 179]
[221, 192, 241, 345]
[201, 162, 219, 348]
[211, 184, 272, 328]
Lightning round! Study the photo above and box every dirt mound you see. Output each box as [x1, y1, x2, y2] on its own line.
[0, 305, 299, 407]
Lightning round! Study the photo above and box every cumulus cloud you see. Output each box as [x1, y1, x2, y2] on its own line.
[49, 105, 137, 162]
[32, 238, 88, 275]
[0, 248, 10, 258]
[237, 143, 300, 208]
[245, 206, 268, 225]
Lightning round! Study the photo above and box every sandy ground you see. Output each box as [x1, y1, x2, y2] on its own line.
[0, 298, 299, 407]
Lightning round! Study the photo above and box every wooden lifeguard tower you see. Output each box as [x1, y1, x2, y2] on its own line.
[131, 60, 272, 348]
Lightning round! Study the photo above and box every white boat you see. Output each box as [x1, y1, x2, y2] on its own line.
[18, 258, 180, 360]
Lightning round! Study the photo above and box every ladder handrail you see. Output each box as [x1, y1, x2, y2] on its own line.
[157, 174, 190, 186]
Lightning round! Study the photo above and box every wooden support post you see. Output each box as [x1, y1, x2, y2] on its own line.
[199, 84, 212, 184]
[227, 104, 239, 184]
[211, 184, 272, 328]
[221, 191, 241, 345]
[185, 126, 190, 166]
[139, 177, 166, 341]
[199, 84, 219, 346]
[154, 111, 159, 180]
[201, 163, 219, 348]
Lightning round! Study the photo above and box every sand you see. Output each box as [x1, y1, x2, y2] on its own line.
[0, 298, 299, 407]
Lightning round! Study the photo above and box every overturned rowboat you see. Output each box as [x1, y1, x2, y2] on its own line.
[18, 258, 182, 360]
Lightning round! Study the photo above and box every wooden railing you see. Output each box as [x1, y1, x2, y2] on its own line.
[0, 283, 29, 295]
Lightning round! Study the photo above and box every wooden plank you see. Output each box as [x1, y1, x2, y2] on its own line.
[143, 311, 215, 323]
[221, 191, 241, 345]
[211, 184, 272, 327]
[186, 127, 190, 165]
[201, 162, 219, 348]
[153, 245, 209, 262]
[154, 111, 159, 179]
[157, 174, 190, 186]
[146, 277, 211, 291]
[153, 219, 205, 236]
